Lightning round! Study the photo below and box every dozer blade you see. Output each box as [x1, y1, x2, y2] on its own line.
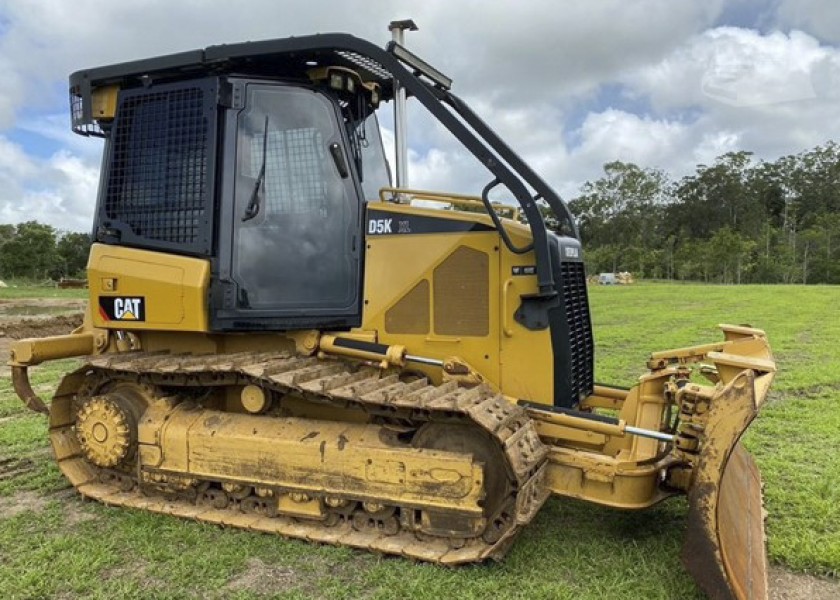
[681, 362, 774, 600]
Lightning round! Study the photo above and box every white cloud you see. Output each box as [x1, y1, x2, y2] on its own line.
[616, 27, 840, 167]
[416, 0, 725, 105]
[775, 0, 840, 44]
[0, 0, 725, 123]
[572, 110, 688, 169]
[374, 23, 840, 207]
[628, 28, 840, 110]
[0, 137, 98, 231]
[16, 113, 104, 161]
[693, 129, 742, 164]
[0, 65, 23, 129]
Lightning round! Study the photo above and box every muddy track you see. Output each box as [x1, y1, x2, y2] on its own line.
[0, 457, 36, 481]
[49, 350, 550, 565]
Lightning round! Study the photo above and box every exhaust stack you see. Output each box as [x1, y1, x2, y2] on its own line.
[388, 19, 417, 193]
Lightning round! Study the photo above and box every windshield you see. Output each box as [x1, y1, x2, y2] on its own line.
[350, 113, 391, 201]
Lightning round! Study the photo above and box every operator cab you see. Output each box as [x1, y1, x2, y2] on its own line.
[85, 57, 390, 331]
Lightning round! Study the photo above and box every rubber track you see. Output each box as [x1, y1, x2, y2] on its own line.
[48, 350, 550, 564]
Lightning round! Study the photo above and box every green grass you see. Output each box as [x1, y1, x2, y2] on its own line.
[0, 282, 837, 598]
[588, 283, 840, 578]
[0, 285, 88, 300]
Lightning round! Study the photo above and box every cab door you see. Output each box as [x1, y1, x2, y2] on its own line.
[212, 82, 363, 331]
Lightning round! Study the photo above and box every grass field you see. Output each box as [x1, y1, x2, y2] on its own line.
[0, 285, 88, 300]
[0, 283, 838, 599]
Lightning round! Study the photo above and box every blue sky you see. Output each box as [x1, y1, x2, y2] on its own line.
[1, 0, 839, 231]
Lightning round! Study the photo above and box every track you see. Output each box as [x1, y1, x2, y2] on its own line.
[48, 350, 549, 564]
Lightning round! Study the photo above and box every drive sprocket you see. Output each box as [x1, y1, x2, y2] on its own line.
[75, 395, 133, 468]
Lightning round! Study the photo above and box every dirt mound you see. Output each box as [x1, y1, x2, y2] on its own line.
[0, 314, 84, 340]
[0, 310, 84, 375]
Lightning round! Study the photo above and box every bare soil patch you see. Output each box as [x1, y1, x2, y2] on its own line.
[0, 298, 86, 322]
[59, 493, 97, 526]
[0, 481, 95, 528]
[770, 566, 840, 600]
[102, 558, 166, 592]
[225, 558, 301, 596]
[0, 490, 49, 519]
[102, 559, 150, 581]
[0, 314, 84, 338]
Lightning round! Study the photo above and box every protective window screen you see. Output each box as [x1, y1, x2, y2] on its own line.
[247, 128, 327, 215]
[104, 84, 210, 249]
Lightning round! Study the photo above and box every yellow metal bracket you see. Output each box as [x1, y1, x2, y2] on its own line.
[8, 331, 102, 415]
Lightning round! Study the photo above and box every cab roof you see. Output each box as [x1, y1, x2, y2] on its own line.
[70, 32, 452, 135]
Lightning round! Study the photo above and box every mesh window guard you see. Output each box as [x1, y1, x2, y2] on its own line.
[249, 128, 327, 215]
[101, 80, 215, 254]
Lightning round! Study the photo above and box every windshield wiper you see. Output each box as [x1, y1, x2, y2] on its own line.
[242, 115, 270, 222]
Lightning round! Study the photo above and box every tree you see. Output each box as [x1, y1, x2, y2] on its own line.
[56, 232, 92, 278]
[571, 141, 840, 285]
[0, 222, 58, 280]
[668, 151, 763, 241]
[799, 213, 840, 283]
[569, 161, 669, 277]
[0, 224, 14, 246]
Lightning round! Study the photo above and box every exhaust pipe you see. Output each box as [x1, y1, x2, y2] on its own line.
[388, 19, 418, 194]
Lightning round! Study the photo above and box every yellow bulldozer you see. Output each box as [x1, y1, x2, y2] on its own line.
[9, 23, 775, 599]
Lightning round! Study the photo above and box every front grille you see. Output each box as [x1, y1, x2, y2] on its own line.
[560, 261, 594, 400]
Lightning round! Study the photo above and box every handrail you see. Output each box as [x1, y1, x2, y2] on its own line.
[376, 186, 521, 220]
[480, 180, 533, 255]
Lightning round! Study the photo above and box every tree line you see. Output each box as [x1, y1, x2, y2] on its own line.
[2, 140, 839, 284]
[566, 142, 840, 284]
[0, 222, 91, 281]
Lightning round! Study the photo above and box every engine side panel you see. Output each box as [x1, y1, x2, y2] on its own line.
[88, 243, 211, 331]
[362, 204, 503, 388]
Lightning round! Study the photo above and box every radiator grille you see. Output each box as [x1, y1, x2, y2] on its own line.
[560, 261, 594, 399]
[433, 246, 488, 337]
[104, 86, 209, 246]
[385, 280, 430, 334]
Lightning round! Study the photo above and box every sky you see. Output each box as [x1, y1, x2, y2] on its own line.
[1, 0, 839, 232]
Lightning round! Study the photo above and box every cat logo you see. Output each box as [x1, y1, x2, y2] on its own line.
[114, 297, 142, 320]
[99, 296, 146, 322]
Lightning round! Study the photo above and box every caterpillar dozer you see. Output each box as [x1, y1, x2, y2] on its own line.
[10, 23, 775, 599]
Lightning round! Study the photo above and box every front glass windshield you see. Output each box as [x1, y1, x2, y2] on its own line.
[349, 113, 391, 201]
